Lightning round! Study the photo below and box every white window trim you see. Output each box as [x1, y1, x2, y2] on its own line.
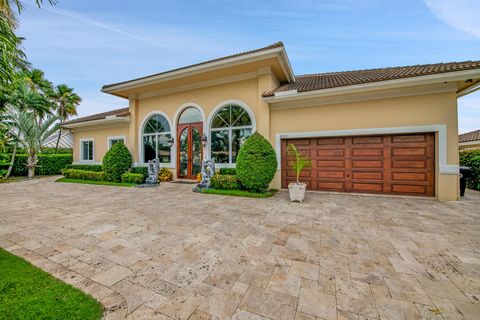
[275, 124, 458, 175]
[207, 99, 256, 167]
[107, 135, 126, 149]
[138, 111, 174, 168]
[79, 138, 94, 163]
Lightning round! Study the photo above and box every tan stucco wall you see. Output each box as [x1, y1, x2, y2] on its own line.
[269, 91, 459, 201]
[72, 124, 129, 163]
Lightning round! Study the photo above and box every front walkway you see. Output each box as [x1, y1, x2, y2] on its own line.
[0, 177, 479, 320]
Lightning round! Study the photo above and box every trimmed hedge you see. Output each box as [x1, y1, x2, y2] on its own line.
[460, 149, 480, 191]
[2, 154, 72, 176]
[219, 168, 236, 175]
[210, 174, 240, 190]
[236, 132, 277, 192]
[65, 164, 103, 172]
[130, 167, 148, 181]
[121, 172, 144, 184]
[102, 143, 132, 182]
[62, 169, 106, 181]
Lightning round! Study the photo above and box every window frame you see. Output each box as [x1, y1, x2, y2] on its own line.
[79, 138, 94, 162]
[209, 103, 255, 166]
[107, 136, 126, 149]
[140, 113, 173, 165]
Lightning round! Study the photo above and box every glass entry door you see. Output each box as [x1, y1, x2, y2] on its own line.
[177, 122, 203, 179]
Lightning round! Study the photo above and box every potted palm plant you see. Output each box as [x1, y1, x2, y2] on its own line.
[287, 144, 311, 202]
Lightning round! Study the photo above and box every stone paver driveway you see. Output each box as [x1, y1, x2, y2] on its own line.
[1, 177, 479, 320]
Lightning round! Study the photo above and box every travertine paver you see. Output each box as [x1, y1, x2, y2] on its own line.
[0, 176, 479, 320]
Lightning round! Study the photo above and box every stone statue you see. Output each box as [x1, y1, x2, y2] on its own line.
[198, 159, 215, 189]
[145, 158, 160, 184]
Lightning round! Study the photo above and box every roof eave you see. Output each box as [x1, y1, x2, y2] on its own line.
[62, 116, 130, 129]
[263, 68, 480, 103]
[101, 46, 295, 96]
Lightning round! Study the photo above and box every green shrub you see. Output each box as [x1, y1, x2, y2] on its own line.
[219, 168, 236, 175]
[102, 143, 132, 182]
[2, 154, 72, 176]
[460, 149, 480, 190]
[159, 167, 173, 182]
[210, 174, 240, 190]
[121, 172, 144, 184]
[236, 132, 277, 192]
[62, 169, 106, 181]
[130, 166, 148, 181]
[65, 164, 103, 172]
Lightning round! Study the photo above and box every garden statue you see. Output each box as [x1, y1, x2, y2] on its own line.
[198, 158, 215, 189]
[145, 158, 159, 184]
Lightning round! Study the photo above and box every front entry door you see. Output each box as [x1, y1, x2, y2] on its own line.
[177, 122, 203, 179]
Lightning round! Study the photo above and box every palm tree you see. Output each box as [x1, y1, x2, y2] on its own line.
[23, 68, 54, 97]
[1, 0, 57, 26]
[4, 108, 58, 178]
[52, 84, 81, 152]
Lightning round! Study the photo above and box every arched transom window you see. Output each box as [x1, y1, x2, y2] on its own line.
[142, 114, 171, 163]
[210, 104, 252, 164]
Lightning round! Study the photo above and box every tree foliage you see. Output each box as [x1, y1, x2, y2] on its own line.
[102, 142, 132, 182]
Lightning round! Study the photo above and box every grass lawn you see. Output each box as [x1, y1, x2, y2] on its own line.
[0, 248, 103, 320]
[199, 188, 277, 198]
[56, 177, 138, 187]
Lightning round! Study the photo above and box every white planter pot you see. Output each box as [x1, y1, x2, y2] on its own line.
[288, 182, 306, 202]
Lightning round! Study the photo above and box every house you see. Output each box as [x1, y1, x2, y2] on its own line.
[62, 42, 480, 201]
[459, 129, 480, 150]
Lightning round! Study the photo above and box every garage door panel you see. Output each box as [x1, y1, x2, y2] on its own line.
[392, 135, 426, 143]
[317, 138, 345, 145]
[392, 160, 427, 168]
[317, 171, 345, 178]
[353, 160, 383, 168]
[352, 148, 383, 156]
[392, 147, 426, 156]
[352, 183, 383, 192]
[317, 181, 345, 190]
[317, 149, 344, 156]
[317, 160, 345, 167]
[353, 136, 383, 144]
[391, 172, 426, 181]
[352, 172, 383, 180]
[391, 184, 427, 194]
[282, 132, 434, 196]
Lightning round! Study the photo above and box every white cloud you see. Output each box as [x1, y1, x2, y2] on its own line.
[424, 0, 480, 38]
[458, 92, 480, 133]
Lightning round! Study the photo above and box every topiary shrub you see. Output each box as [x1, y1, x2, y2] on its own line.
[236, 132, 277, 192]
[210, 174, 240, 190]
[219, 168, 236, 175]
[121, 172, 144, 184]
[158, 168, 173, 182]
[102, 143, 132, 182]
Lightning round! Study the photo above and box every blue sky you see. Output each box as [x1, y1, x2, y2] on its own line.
[18, 0, 480, 133]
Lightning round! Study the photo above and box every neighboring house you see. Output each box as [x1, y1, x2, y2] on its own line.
[42, 131, 73, 149]
[62, 42, 480, 201]
[459, 129, 480, 150]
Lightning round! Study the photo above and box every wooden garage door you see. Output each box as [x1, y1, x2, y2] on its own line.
[281, 133, 435, 196]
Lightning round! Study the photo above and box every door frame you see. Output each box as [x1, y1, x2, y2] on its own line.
[176, 121, 203, 179]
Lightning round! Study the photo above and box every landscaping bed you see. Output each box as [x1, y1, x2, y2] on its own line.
[0, 248, 102, 320]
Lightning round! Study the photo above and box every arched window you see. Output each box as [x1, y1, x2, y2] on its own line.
[210, 104, 252, 164]
[142, 114, 171, 163]
[178, 107, 202, 124]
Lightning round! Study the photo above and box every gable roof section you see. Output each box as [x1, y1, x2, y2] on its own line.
[102, 41, 293, 93]
[62, 107, 129, 126]
[459, 129, 480, 143]
[263, 60, 480, 97]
